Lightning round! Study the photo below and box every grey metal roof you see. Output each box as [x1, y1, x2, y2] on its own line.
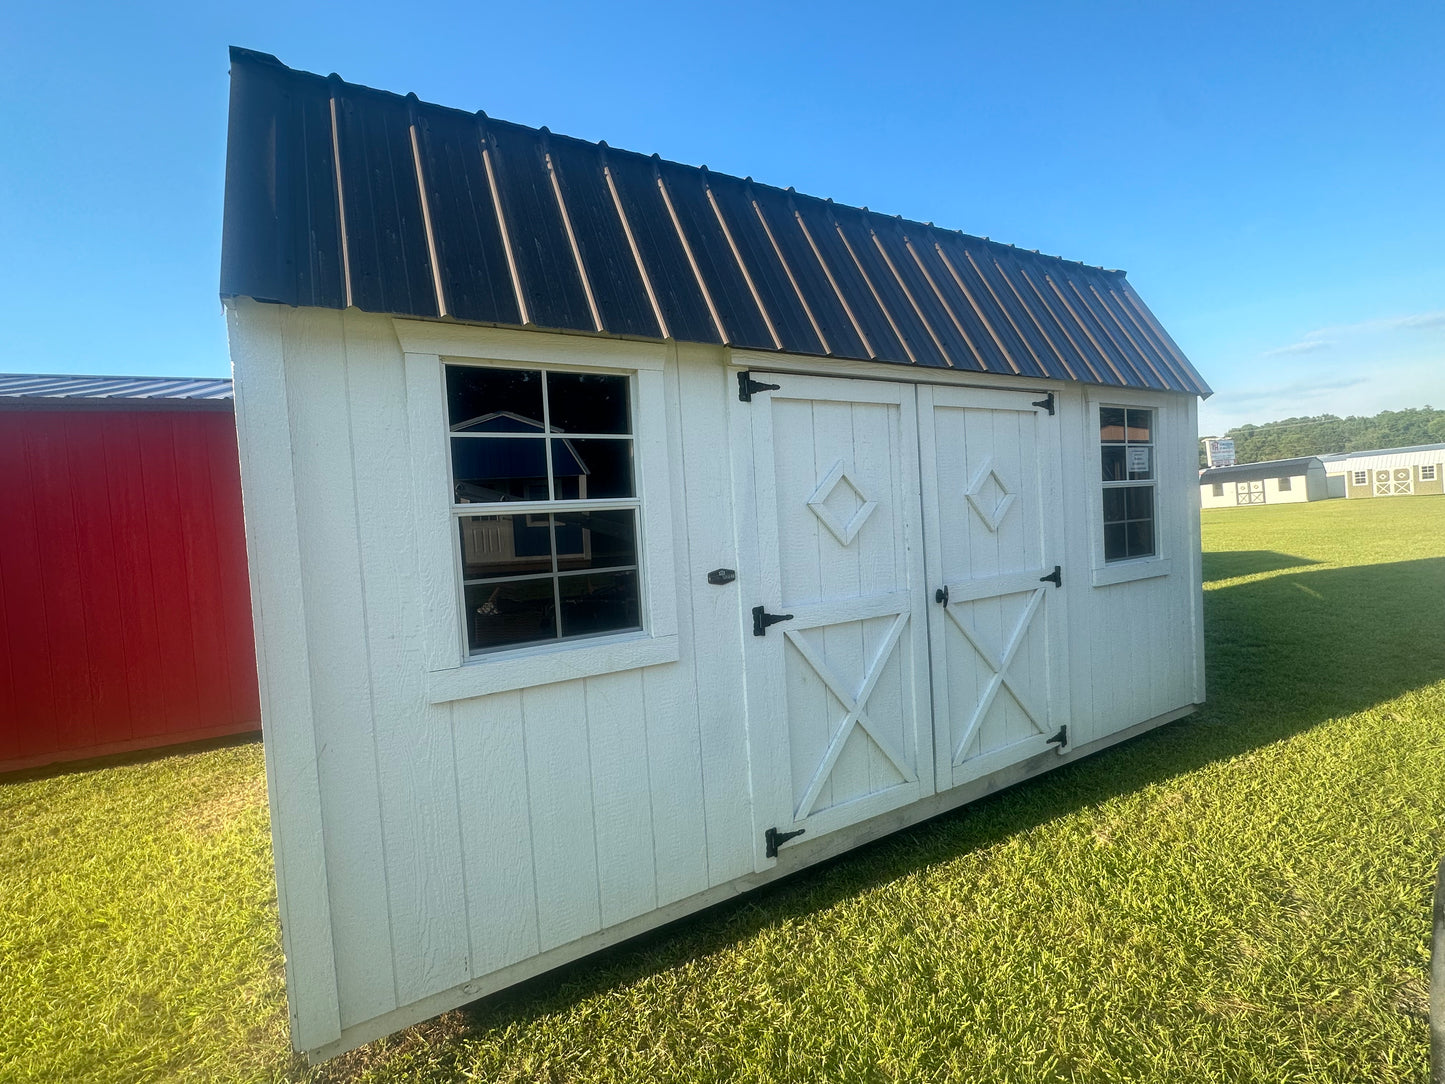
[0, 373, 233, 408]
[1318, 443, 1445, 462]
[220, 48, 1210, 397]
[1199, 457, 1321, 483]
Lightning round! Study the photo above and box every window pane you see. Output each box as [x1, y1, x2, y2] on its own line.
[465, 579, 557, 652]
[1126, 446, 1153, 480]
[451, 438, 550, 502]
[447, 367, 544, 432]
[1101, 445, 1127, 481]
[1278, 476, 1291, 491]
[459, 515, 553, 579]
[1103, 523, 1127, 561]
[552, 508, 638, 572]
[546, 372, 631, 434]
[1102, 488, 1127, 523]
[552, 438, 634, 499]
[1212, 482, 1224, 496]
[1125, 409, 1152, 443]
[558, 569, 641, 638]
[1099, 407, 1126, 442]
[1125, 485, 1154, 520]
[1125, 518, 1155, 558]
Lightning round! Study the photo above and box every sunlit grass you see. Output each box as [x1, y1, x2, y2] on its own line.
[2, 496, 1441, 1082]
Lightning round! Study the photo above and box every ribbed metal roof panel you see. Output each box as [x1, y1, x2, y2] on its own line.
[1200, 457, 1321, 483]
[0, 373, 234, 401]
[220, 47, 1211, 396]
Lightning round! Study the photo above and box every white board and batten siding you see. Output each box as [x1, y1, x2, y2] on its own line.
[228, 301, 1205, 1058]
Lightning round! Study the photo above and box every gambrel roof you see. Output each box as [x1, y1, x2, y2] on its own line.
[220, 47, 1209, 396]
[1199, 457, 1321, 483]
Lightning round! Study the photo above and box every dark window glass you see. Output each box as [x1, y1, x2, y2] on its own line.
[451, 438, 550, 502]
[553, 509, 638, 571]
[558, 570, 641, 638]
[1124, 409, 1152, 443]
[1103, 523, 1127, 561]
[1099, 406, 1126, 443]
[554, 438, 634, 500]
[1102, 487, 1127, 521]
[1125, 519, 1154, 558]
[465, 578, 557, 652]
[447, 367, 544, 431]
[1101, 445, 1127, 482]
[546, 372, 630, 434]
[1125, 486, 1153, 520]
[1212, 482, 1224, 496]
[1278, 476, 1291, 491]
[459, 515, 554, 579]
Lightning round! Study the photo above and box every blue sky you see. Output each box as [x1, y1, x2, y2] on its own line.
[1, 1, 1440, 435]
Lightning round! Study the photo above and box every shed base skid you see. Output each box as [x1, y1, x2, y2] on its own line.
[304, 702, 1197, 1063]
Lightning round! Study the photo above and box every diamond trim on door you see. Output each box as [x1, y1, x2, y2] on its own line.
[784, 612, 917, 819]
[807, 460, 878, 546]
[964, 456, 1016, 532]
[945, 587, 1046, 765]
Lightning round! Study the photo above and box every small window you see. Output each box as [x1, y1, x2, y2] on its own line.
[1422, 465, 1438, 481]
[447, 365, 642, 654]
[1100, 406, 1155, 561]
[1352, 471, 1368, 485]
[1277, 476, 1292, 492]
[1212, 482, 1224, 497]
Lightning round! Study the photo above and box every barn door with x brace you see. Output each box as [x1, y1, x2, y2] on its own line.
[736, 372, 933, 868]
[917, 385, 1071, 792]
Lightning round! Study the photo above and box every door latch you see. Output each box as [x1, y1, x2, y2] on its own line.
[707, 568, 736, 585]
[765, 826, 805, 858]
[752, 606, 795, 636]
[935, 585, 949, 606]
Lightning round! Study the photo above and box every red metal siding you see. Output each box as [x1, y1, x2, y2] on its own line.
[0, 408, 260, 772]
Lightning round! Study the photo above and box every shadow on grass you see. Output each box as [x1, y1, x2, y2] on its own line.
[1202, 549, 1320, 583]
[342, 555, 1445, 1067]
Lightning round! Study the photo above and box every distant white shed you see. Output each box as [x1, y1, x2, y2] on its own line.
[1318, 444, 1445, 499]
[1199, 457, 1330, 508]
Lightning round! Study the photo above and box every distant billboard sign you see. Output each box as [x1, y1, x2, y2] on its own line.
[1204, 438, 1236, 467]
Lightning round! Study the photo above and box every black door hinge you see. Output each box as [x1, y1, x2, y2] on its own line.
[752, 605, 795, 636]
[935, 585, 949, 605]
[738, 371, 781, 402]
[765, 826, 805, 858]
[1046, 725, 1068, 748]
[1032, 391, 1055, 415]
[707, 568, 736, 585]
[1039, 565, 1061, 587]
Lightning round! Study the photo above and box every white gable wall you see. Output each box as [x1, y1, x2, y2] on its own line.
[228, 299, 1204, 1059]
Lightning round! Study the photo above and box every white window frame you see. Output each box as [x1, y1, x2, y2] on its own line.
[1086, 390, 1172, 587]
[396, 320, 678, 703]
[1421, 464, 1438, 482]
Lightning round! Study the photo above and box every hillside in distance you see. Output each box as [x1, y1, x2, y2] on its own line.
[1205, 406, 1445, 465]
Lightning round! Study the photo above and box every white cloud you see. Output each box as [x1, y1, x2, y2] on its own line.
[1261, 340, 1332, 357]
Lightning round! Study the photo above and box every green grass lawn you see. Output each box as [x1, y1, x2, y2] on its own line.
[3, 496, 1442, 1083]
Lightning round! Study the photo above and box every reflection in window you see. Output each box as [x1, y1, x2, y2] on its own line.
[1100, 406, 1155, 562]
[447, 364, 642, 653]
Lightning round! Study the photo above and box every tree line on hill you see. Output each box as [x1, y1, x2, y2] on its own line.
[1205, 407, 1445, 466]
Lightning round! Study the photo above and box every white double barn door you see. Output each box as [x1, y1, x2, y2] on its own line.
[741, 372, 1069, 864]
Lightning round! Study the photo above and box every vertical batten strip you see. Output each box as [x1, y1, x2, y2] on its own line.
[750, 193, 831, 356]
[932, 243, 1022, 374]
[478, 117, 529, 327]
[408, 115, 448, 319]
[904, 238, 990, 371]
[704, 177, 780, 350]
[829, 217, 918, 364]
[792, 204, 874, 358]
[545, 143, 603, 333]
[327, 87, 354, 309]
[869, 228, 954, 366]
[655, 162, 728, 343]
[602, 151, 670, 340]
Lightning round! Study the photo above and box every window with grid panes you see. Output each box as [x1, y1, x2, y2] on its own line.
[1099, 406, 1156, 561]
[446, 365, 642, 653]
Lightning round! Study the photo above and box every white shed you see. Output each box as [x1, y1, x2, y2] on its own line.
[220, 49, 1212, 1060]
[1199, 456, 1331, 507]
[1319, 444, 1445, 499]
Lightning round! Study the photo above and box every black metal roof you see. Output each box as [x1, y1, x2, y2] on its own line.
[0, 373, 234, 411]
[220, 48, 1210, 396]
[1199, 457, 1321, 483]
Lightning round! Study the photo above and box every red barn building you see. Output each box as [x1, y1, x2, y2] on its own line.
[0, 374, 260, 773]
